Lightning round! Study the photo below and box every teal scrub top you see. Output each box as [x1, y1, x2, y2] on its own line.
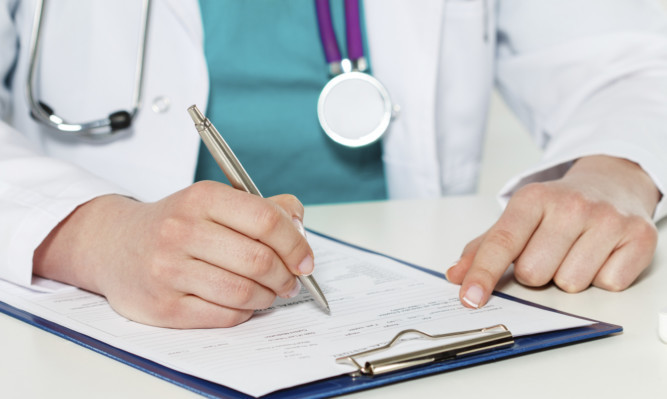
[195, 0, 387, 205]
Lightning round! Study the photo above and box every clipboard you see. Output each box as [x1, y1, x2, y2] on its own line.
[0, 231, 622, 399]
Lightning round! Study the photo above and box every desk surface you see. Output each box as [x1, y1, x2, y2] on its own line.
[1, 196, 665, 398]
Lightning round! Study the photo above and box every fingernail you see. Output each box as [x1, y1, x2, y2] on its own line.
[462, 284, 484, 309]
[445, 259, 460, 281]
[297, 254, 314, 276]
[292, 217, 306, 237]
[286, 279, 302, 298]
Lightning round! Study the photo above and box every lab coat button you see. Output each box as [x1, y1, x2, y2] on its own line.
[151, 96, 171, 113]
[392, 104, 401, 119]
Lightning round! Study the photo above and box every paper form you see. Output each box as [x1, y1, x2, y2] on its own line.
[0, 233, 593, 397]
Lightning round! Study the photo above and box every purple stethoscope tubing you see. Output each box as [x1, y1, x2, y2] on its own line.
[315, 0, 364, 65]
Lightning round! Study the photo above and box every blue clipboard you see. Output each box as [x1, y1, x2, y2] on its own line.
[0, 231, 622, 399]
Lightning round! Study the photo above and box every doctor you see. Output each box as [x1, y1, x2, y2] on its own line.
[0, 0, 665, 328]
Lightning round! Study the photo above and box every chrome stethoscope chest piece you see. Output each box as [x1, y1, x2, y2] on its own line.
[318, 71, 391, 148]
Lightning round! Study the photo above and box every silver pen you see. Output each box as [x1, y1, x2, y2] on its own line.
[187, 105, 330, 314]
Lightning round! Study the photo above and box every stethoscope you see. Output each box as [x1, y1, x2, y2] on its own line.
[315, 0, 394, 148]
[26, 0, 151, 140]
[27, 0, 391, 147]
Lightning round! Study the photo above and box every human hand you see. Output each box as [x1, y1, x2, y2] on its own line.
[446, 156, 661, 308]
[33, 181, 313, 328]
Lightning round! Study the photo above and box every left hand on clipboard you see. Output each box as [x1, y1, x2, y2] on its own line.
[446, 155, 661, 308]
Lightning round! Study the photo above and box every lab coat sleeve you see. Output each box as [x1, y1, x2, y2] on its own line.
[0, 2, 131, 290]
[495, 0, 667, 221]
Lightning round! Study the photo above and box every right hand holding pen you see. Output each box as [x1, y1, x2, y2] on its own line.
[33, 181, 313, 328]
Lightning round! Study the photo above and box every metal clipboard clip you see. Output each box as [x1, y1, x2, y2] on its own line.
[336, 324, 514, 376]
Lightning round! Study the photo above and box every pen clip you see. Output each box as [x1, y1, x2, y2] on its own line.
[187, 105, 262, 196]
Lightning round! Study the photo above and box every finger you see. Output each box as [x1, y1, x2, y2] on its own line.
[207, 188, 314, 276]
[592, 220, 658, 291]
[173, 258, 279, 310]
[549, 211, 627, 293]
[512, 209, 585, 288]
[149, 294, 254, 329]
[188, 220, 300, 298]
[270, 194, 305, 221]
[551, 227, 617, 293]
[459, 191, 543, 308]
[445, 235, 483, 284]
[270, 194, 309, 238]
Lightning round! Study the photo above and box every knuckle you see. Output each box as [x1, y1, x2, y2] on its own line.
[246, 245, 276, 277]
[516, 183, 549, 199]
[558, 191, 593, 219]
[587, 201, 624, 226]
[590, 200, 617, 217]
[180, 181, 212, 206]
[596, 213, 624, 235]
[628, 218, 658, 247]
[224, 278, 255, 307]
[280, 194, 304, 215]
[190, 179, 217, 195]
[155, 216, 191, 246]
[146, 256, 177, 282]
[253, 204, 283, 237]
[485, 228, 518, 251]
[513, 260, 550, 287]
[567, 190, 591, 210]
[513, 182, 550, 204]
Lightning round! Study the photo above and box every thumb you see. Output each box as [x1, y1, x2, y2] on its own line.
[445, 234, 484, 284]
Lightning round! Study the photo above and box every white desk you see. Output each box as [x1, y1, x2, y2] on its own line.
[1, 196, 665, 398]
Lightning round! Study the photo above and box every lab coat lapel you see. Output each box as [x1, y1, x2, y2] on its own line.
[435, 0, 495, 195]
[364, 0, 445, 198]
[366, 0, 495, 198]
[160, 0, 204, 53]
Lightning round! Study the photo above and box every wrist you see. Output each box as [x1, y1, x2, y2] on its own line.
[565, 155, 661, 217]
[33, 194, 140, 293]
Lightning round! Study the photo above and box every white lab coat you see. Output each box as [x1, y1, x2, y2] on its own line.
[1, 0, 666, 289]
